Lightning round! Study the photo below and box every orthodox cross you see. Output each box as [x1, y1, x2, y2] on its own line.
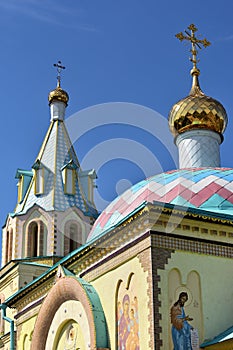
[175, 24, 211, 70]
[53, 60, 65, 87]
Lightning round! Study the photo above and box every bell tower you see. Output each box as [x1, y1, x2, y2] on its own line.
[1, 62, 98, 268]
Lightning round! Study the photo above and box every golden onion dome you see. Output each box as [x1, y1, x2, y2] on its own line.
[168, 69, 227, 136]
[48, 81, 69, 106]
[169, 24, 227, 137]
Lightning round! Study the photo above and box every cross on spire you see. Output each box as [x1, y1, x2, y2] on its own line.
[53, 60, 65, 87]
[175, 24, 211, 72]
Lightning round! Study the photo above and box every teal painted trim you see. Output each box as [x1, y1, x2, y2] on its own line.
[6, 200, 233, 306]
[5, 254, 86, 305]
[60, 159, 78, 171]
[10, 208, 99, 219]
[200, 325, 233, 347]
[0, 304, 14, 350]
[15, 169, 33, 203]
[15, 169, 33, 178]
[60, 266, 76, 277]
[77, 277, 109, 348]
[32, 159, 41, 170]
[87, 200, 147, 243]
[21, 262, 51, 268]
[153, 200, 233, 222]
[21, 175, 32, 201]
[88, 199, 233, 243]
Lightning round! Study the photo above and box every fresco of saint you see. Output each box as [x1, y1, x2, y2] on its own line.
[118, 294, 139, 350]
[170, 292, 193, 350]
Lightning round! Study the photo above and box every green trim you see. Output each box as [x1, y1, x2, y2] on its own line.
[6, 200, 233, 306]
[60, 159, 78, 171]
[200, 325, 233, 347]
[77, 277, 109, 348]
[15, 169, 33, 178]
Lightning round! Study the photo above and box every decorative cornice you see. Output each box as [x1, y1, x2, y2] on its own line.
[6, 202, 233, 308]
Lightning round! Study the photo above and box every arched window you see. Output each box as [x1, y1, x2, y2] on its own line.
[0, 293, 5, 335]
[5, 229, 13, 264]
[5, 231, 9, 264]
[8, 229, 13, 262]
[25, 221, 46, 257]
[64, 222, 82, 256]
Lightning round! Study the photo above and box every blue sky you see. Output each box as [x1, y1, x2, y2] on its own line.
[1, 0, 233, 226]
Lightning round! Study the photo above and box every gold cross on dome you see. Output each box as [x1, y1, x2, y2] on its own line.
[53, 60, 65, 87]
[175, 24, 211, 70]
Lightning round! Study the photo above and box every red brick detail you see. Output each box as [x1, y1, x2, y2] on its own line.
[30, 277, 97, 350]
[151, 244, 173, 349]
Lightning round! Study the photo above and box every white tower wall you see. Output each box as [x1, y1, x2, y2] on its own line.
[176, 129, 222, 168]
[50, 101, 66, 121]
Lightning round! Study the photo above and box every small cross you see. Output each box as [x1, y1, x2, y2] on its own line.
[175, 24, 211, 70]
[53, 60, 65, 87]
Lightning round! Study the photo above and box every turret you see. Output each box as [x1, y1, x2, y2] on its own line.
[168, 24, 228, 168]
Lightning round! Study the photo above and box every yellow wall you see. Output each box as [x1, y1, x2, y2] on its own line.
[159, 251, 233, 349]
[18, 315, 37, 350]
[0, 274, 19, 336]
[91, 255, 150, 350]
[205, 339, 233, 349]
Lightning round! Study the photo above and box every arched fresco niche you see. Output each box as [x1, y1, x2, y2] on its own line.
[168, 268, 202, 350]
[116, 273, 140, 350]
[53, 319, 85, 350]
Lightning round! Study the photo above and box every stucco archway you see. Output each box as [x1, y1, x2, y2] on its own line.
[31, 275, 109, 350]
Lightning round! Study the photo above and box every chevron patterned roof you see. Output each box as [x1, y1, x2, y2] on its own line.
[87, 167, 233, 241]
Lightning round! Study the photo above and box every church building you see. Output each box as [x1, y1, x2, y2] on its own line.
[0, 25, 233, 350]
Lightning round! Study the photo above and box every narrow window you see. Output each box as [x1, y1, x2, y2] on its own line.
[61, 160, 77, 195]
[27, 222, 38, 257]
[8, 229, 13, 262]
[0, 294, 5, 335]
[88, 176, 93, 203]
[5, 231, 9, 264]
[5, 229, 13, 263]
[17, 176, 23, 203]
[65, 168, 75, 194]
[33, 159, 44, 195]
[64, 222, 82, 255]
[25, 221, 45, 257]
[35, 168, 44, 194]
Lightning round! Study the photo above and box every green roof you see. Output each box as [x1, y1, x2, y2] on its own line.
[200, 325, 233, 347]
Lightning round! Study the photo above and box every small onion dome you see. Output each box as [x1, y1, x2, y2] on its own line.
[48, 83, 69, 106]
[168, 68, 227, 136]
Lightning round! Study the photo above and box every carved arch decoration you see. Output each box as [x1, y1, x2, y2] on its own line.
[30, 276, 109, 350]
